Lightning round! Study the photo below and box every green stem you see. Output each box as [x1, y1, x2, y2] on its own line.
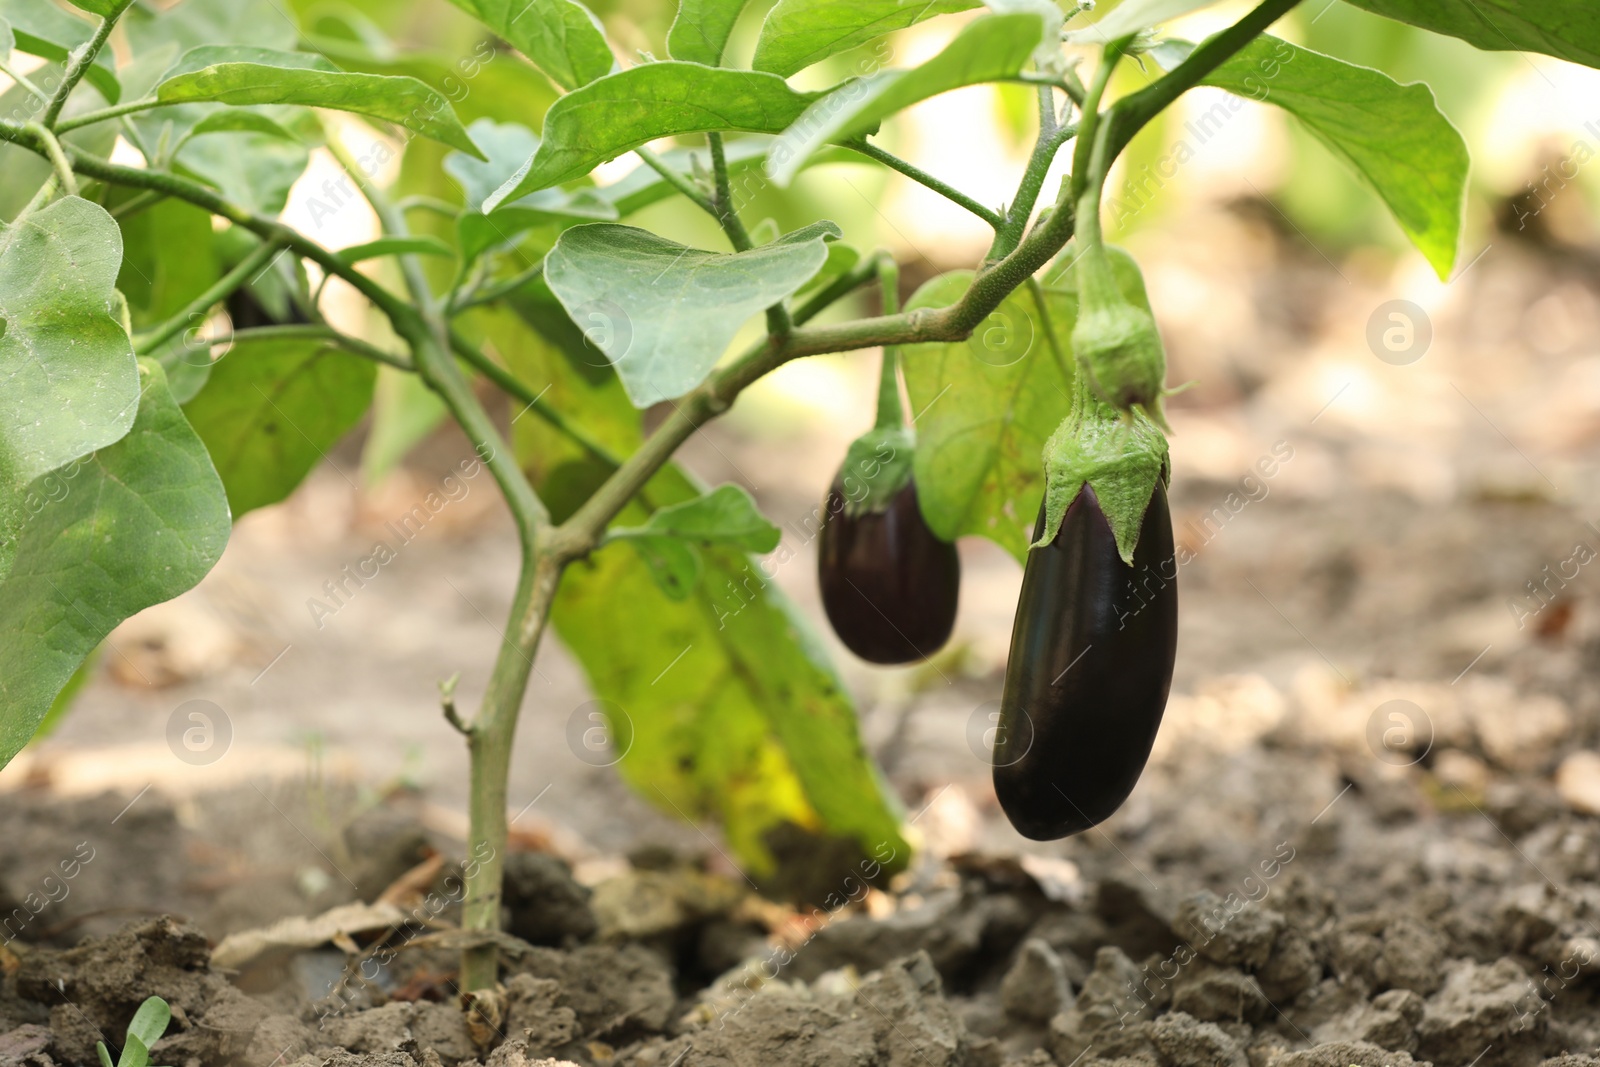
[874, 258, 903, 430]
[41, 5, 125, 128]
[634, 146, 716, 215]
[25, 123, 78, 197]
[1026, 276, 1074, 387]
[110, 189, 166, 220]
[203, 324, 415, 371]
[1101, 0, 1301, 164]
[708, 132, 794, 338]
[326, 130, 552, 994]
[447, 328, 622, 469]
[452, 259, 545, 314]
[1069, 38, 1132, 207]
[396, 195, 463, 219]
[133, 239, 285, 354]
[54, 97, 158, 134]
[0, 59, 46, 101]
[988, 115, 1076, 261]
[847, 139, 1006, 229]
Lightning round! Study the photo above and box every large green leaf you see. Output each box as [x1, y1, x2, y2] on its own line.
[767, 12, 1042, 186]
[124, 0, 298, 53]
[485, 64, 823, 205]
[182, 336, 377, 517]
[669, 0, 757, 65]
[544, 221, 839, 406]
[900, 272, 1076, 562]
[475, 305, 909, 884]
[1191, 35, 1468, 278]
[0, 360, 230, 769]
[0, 0, 120, 103]
[444, 0, 615, 91]
[751, 0, 978, 77]
[117, 197, 221, 405]
[0, 196, 140, 581]
[1345, 0, 1600, 70]
[154, 47, 484, 158]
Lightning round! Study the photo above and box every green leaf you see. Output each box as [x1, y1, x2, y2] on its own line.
[669, 0, 758, 65]
[0, 0, 120, 103]
[479, 305, 908, 884]
[96, 1043, 114, 1067]
[752, 0, 979, 77]
[337, 235, 455, 265]
[120, 1035, 150, 1067]
[176, 131, 310, 216]
[544, 221, 840, 406]
[182, 335, 377, 517]
[125, 0, 298, 54]
[0, 360, 231, 770]
[900, 272, 1076, 562]
[155, 47, 484, 158]
[66, 0, 131, 18]
[1066, 0, 1219, 44]
[609, 484, 781, 598]
[444, 0, 615, 91]
[126, 998, 171, 1051]
[485, 64, 823, 205]
[1189, 35, 1468, 278]
[179, 108, 307, 150]
[766, 12, 1042, 186]
[0, 196, 141, 581]
[447, 119, 542, 210]
[1344, 0, 1600, 70]
[0, 16, 14, 64]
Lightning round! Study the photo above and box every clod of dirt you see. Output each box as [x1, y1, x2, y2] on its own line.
[1310, 987, 1424, 1052]
[1167, 959, 1269, 1023]
[508, 944, 674, 1042]
[784, 887, 987, 983]
[588, 866, 742, 943]
[1048, 946, 1156, 1064]
[15, 917, 227, 1064]
[502, 854, 596, 947]
[660, 950, 973, 1067]
[1416, 958, 1544, 1065]
[1094, 878, 1180, 962]
[999, 938, 1072, 1023]
[501, 975, 577, 1057]
[1172, 891, 1284, 970]
[0, 1023, 53, 1067]
[1148, 1010, 1246, 1067]
[1268, 1040, 1422, 1067]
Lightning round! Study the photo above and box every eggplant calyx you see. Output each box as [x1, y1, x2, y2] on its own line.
[1070, 243, 1168, 415]
[1035, 406, 1168, 564]
[837, 424, 916, 519]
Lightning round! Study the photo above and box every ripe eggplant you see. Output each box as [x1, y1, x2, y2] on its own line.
[993, 483, 1177, 839]
[818, 477, 960, 665]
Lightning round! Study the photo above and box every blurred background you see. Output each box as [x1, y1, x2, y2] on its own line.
[6, 0, 1600, 910]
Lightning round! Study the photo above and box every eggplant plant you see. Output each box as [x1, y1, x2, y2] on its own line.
[0, 0, 1591, 997]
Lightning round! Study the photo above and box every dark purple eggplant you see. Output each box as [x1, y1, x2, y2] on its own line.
[818, 477, 960, 665]
[992, 483, 1177, 839]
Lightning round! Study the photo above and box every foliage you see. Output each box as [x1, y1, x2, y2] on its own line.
[0, 0, 1593, 990]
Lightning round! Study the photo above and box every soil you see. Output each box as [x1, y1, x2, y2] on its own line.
[6, 203, 1600, 1067]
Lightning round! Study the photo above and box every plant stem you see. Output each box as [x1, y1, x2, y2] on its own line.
[54, 97, 158, 134]
[634, 146, 716, 215]
[42, 5, 125, 129]
[24, 124, 78, 196]
[874, 258, 903, 430]
[452, 259, 545, 314]
[988, 107, 1076, 261]
[446, 328, 622, 469]
[110, 189, 166, 220]
[707, 132, 792, 339]
[1101, 0, 1300, 162]
[846, 140, 1006, 229]
[202, 324, 415, 371]
[133, 239, 285, 354]
[0, 59, 46, 101]
[1026, 276, 1074, 386]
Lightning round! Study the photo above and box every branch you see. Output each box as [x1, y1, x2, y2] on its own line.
[1102, 0, 1302, 163]
[634, 146, 716, 215]
[54, 97, 159, 135]
[24, 123, 78, 197]
[42, 4, 126, 128]
[133, 239, 285, 354]
[846, 140, 1006, 229]
[324, 131, 550, 546]
[988, 107, 1076, 261]
[201, 324, 415, 371]
[709, 132, 791, 337]
[451, 259, 544, 315]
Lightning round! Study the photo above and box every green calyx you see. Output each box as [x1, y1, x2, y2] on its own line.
[838, 424, 916, 519]
[1036, 402, 1169, 565]
[1070, 240, 1168, 420]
